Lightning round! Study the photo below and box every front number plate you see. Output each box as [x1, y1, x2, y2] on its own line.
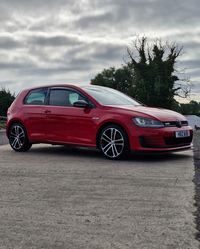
[175, 130, 190, 138]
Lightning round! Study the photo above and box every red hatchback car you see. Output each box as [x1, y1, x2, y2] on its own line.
[6, 84, 193, 159]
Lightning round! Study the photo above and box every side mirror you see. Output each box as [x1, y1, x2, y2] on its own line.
[73, 100, 89, 109]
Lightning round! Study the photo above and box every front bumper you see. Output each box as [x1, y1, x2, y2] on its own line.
[127, 124, 193, 152]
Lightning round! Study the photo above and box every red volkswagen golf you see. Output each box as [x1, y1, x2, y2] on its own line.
[6, 84, 193, 159]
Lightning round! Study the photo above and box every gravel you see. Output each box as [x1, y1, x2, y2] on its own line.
[193, 130, 200, 241]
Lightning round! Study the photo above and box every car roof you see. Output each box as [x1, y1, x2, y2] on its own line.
[20, 84, 111, 94]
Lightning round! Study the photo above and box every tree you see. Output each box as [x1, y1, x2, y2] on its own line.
[126, 36, 193, 109]
[91, 35, 193, 109]
[179, 101, 200, 115]
[91, 65, 135, 96]
[0, 88, 15, 116]
[172, 100, 181, 113]
[189, 100, 200, 114]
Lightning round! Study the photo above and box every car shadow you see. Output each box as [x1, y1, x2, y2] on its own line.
[28, 144, 103, 159]
[27, 144, 193, 163]
[128, 151, 192, 162]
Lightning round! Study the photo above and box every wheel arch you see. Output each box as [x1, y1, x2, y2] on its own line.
[7, 120, 26, 138]
[96, 122, 130, 149]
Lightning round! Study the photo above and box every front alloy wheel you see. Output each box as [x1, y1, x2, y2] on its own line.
[99, 125, 130, 159]
[9, 123, 32, 152]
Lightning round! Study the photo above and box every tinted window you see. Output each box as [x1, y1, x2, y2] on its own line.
[49, 89, 85, 107]
[24, 88, 48, 105]
[82, 87, 141, 106]
[69, 92, 80, 105]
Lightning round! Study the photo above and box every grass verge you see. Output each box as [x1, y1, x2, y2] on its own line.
[0, 116, 7, 129]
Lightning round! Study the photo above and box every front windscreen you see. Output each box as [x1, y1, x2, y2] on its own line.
[81, 86, 141, 106]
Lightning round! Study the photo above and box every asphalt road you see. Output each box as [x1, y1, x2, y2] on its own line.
[0, 130, 8, 145]
[0, 142, 198, 248]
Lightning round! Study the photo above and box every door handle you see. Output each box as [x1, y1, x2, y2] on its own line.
[43, 110, 51, 114]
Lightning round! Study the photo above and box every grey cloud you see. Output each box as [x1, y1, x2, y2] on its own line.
[0, 62, 77, 77]
[19, 67, 70, 77]
[67, 58, 93, 71]
[108, 0, 200, 31]
[27, 35, 80, 47]
[0, 0, 200, 98]
[166, 33, 200, 49]
[0, 61, 34, 70]
[180, 59, 200, 70]
[181, 44, 200, 59]
[65, 41, 125, 65]
[92, 43, 125, 62]
[0, 36, 22, 49]
[185, 69, 200, 81]
[0, 80, 15, 86]
[13, 61, 92, 77]
[0, 40, 124, 78]
[74, 12, 114, 30]
[0, 0, 74, 14]
[0, 5, 10, 22]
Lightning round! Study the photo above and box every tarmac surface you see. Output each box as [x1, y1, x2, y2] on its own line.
[0, 130, 8, 145]
[0, 135, 199, 248]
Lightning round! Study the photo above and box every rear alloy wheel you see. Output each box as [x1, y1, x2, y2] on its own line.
[9, 123, 32, 152]
[99, 125, 130, 159]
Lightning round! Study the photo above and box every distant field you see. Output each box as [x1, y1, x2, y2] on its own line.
[0, 116, 6, 129]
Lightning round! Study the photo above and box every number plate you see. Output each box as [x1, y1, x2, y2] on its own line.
[175, 130, 190, 138]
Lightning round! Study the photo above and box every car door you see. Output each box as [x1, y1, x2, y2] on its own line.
[23, 87, 48, 141]
[42, 87, 94, 145]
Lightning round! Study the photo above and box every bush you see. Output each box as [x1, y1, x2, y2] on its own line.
[0, 88, 15, 116]
[0, 116, 7, 129]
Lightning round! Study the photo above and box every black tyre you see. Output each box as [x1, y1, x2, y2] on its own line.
[99, 124, 130, 159]
[9, 123, 32, 152]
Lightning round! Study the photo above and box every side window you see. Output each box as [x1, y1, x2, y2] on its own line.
[24, 88, 48, 105]
[49, 89, 72, 106]
[49, 89, 85, 107]
[69, 92, 85, 105]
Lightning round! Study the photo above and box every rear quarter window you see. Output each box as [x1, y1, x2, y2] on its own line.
[24, 88, 48, 105]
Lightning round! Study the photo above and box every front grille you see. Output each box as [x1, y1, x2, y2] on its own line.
[139, 134, 193, 148]
[164, 135, 193, 146]
[164, 121, 188, 127]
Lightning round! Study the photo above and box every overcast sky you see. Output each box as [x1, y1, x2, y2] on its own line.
[0, 0, 200, 103]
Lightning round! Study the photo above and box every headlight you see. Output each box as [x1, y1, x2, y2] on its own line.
[132, 117, 164, 128]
